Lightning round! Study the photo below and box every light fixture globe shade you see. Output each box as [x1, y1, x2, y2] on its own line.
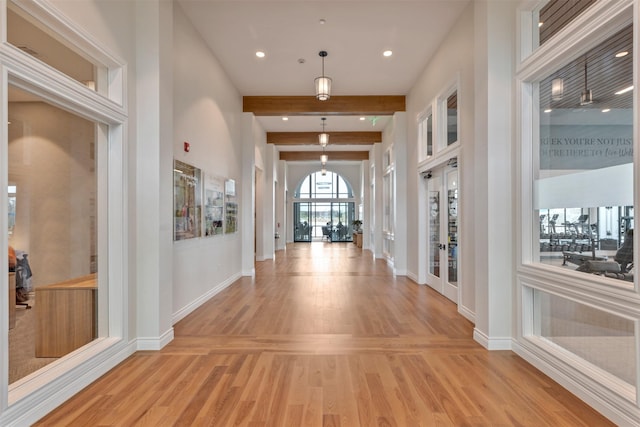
[320, 154, 328, 164]
[315, 76, 332, 101]
[321, 167, 327, 176]
[551, 78, 564, 101]
[319, 132, 329, 146]
[580, 89, 593, 105]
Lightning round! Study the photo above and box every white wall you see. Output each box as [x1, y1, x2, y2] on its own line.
[472, 0, 515, 348]
[171, 4, 244, 322]
[275, 160, 287, 250]
[370, 144, 384, 259]
[405, 3, 476, 318]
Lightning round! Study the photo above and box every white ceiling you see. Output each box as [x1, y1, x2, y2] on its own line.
[10, 1, 471, 157]
[178, 0, 470, 134]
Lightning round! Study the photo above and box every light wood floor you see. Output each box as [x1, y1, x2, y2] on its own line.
[35, 243, 614, 426]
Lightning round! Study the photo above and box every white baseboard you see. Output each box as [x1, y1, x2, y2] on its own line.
[458, 304, 475, 323]
[2, 339, 136, 427]
[137, 327, 174, 351]
[406, 271, 418, 283]
[172, 272, 241, 325]
[242, 268, 255, 277]
[473, 328, 512, 350]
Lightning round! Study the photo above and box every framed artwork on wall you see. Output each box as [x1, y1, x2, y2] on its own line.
[225, 178, 238, 234]
[173, 159, 202, 240]
[204, 173, 224, 237]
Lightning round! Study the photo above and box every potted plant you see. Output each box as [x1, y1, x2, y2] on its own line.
[352, 219, 363, 233]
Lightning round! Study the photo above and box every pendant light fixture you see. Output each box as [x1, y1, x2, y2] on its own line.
[580, 58, 593, 105]
[315, 51, 331, 101]
[319, 117, 329, 147]
[551, 78, 564, 101]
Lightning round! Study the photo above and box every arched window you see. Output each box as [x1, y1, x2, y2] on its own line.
[294, 171, 353, 199]
[292, 171, 355, 242]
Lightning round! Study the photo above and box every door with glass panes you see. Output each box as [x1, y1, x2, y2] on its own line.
[426, 163, 459, 302]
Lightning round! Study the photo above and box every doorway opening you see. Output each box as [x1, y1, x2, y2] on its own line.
[292, 170, 356, 242]
[293, 202, 355, 242]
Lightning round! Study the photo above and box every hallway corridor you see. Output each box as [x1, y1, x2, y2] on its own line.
[36, 243, 612, 426]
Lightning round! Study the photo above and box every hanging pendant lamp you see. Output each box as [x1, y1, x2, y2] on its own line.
[580, 59, 593, 105]
[319, 117, 329, 147]
[315, 51, 331, 101]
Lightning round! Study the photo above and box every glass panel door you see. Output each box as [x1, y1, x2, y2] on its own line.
[330, 202, 354, 242]
[428, 175, 442, 279]
[443, 167, 459, 301]
[293, 202, 311, 242]
[426, 163, 459, 303]
[293, 202, 355, 242]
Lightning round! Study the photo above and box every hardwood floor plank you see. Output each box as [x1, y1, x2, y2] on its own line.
[35, 243, 614, 426]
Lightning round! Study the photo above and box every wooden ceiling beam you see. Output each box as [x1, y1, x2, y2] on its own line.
[267, 131, 381, 145]
[279, 151, 369, 161]
[243, 95, 405, 116]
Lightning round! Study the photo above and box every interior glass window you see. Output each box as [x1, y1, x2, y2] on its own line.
[532, 288, 636, 390]
[7, 6, 100, 91]
[533, 0, 599, 49]
[295, 171, 353, 199]
[419, 111, 433, 160]
[446, 91, 458, 146]
[8, 85, 99, 384]
[535, 24, 633, 285]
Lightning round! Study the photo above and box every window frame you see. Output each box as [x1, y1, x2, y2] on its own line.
[417, 104, 434, 162]
[0, 0, 128, 412]
[437, 80, 460, 153]
[517, 2, 635, 274]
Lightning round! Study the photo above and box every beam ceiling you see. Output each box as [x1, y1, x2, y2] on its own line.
[279, 151, 369, 162]
[244, 95, 405, 116]
[267, 131, 381, 145]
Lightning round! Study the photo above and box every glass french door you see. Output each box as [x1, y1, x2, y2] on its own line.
[294, 202, 312, 241]
[426, 162, 459, 302]
[293, 202, 355, 242]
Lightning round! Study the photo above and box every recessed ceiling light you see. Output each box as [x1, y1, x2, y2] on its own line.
[282, 117, 288, 121]
[538, 22, 543, 28]
[319, 18, 326, 25]
[383, 50, 393, 57]
[359, 117, 366, 121]
[615, 85, 634, 95]
[256, 51, 265, 58]
[601, 108, 611, 113]
[543, 108, 552, 113]
[615, 51, 629, 58]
